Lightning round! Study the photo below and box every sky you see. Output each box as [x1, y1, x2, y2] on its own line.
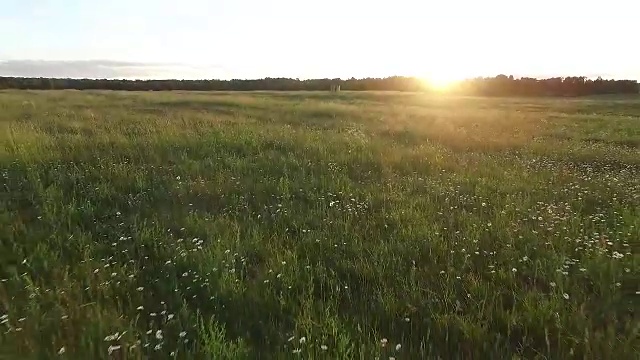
[0, 0, 638, 82]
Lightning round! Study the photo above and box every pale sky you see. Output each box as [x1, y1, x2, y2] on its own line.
[0, 0, 638, 82]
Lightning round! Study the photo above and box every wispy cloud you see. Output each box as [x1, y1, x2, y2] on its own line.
[0, 60, 225, 79]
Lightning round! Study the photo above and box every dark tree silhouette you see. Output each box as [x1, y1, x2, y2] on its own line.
[0, 75, 637, 96]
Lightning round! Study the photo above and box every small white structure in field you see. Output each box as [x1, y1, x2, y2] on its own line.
[330, 84, 341, 92]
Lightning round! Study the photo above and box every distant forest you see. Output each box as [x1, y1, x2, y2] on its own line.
[0, 75, 638, 96]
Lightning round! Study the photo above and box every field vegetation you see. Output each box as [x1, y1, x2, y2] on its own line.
[0, 90, 638, 358]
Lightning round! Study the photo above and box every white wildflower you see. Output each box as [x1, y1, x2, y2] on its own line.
[104, 333, 119, 341]
[107, 345, 121, 355]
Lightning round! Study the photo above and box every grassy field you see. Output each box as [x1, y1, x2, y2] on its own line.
[0, 90, 638, 359]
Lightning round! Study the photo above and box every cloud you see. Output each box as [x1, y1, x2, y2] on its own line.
[0, 60, 225, 79]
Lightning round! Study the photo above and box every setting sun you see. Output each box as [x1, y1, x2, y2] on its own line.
[424, 76, 457, 91]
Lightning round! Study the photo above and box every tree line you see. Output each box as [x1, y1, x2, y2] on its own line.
[0, 75, 637, 96]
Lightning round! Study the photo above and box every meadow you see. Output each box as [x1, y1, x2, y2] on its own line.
[0, 90, 638, 359]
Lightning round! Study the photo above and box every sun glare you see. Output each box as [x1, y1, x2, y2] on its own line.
[420, 75, 457, 92]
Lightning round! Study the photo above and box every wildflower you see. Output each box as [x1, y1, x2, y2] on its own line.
[136, 287, 144, 291]
[287, 336, 295, 342]
[321, 345, 328, 351]
[292, 349, 301, 354]
[167, 314, 175, 321]
[107, 345, 121, 355]
[299, 337, 306, 344]
[104, 333, 120, 341]
[563, 293, 569, 300]
[136, 306, 144, 311]
[550, 282, 556, 287]
[179, 331, 187, 338]
[155, 330, 163, 340]
[395, 344, 402, 351]
[381, 338, 388, 347]
[58, 346, 65, 355]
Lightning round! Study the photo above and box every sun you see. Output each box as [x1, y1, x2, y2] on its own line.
[421, 74, 459, 92]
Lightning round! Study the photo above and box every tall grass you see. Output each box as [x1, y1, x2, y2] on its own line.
[0, 90, 638, 358]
